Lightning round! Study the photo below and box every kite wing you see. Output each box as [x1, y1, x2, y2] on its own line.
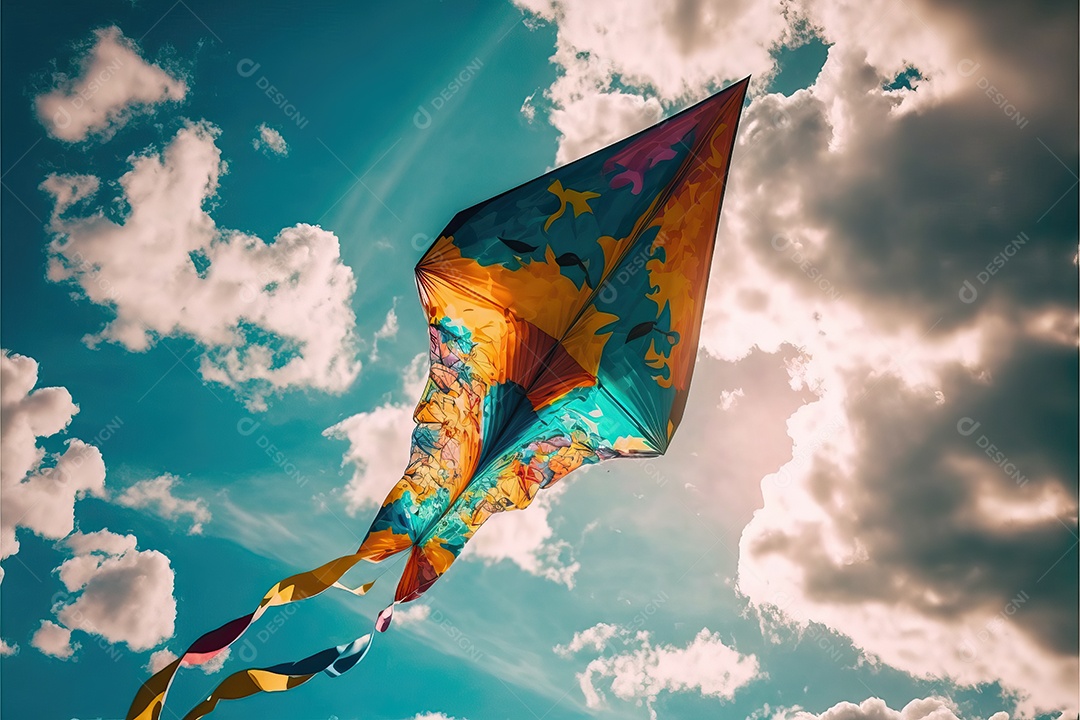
[126, 76, 748, 720]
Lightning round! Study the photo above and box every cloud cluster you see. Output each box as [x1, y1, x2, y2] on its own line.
[515, 0, 790, 164]
[44, 530, 176, 654]
[41, 122, 362, 409]
[717, 17, 1076, 717]
[776, 696, 1008, 720]
[517, 0, 1078, 715]
[253, 123, 288, 156]
[34, 26, 187, 142]
[557, 623, 760, 718]
[0, 350, 105, 560]
[116, 474, 211, 534]
[1, 351, 180, 660]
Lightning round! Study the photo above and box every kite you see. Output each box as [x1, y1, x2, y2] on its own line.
[127, 76, 749, 720]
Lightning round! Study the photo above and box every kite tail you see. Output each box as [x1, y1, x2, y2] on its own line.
[177, 603, 397, 720]
[179, 634, 374, 720]
[125, 550, 379, 720]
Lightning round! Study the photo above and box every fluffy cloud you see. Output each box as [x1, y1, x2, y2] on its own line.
[199, 646, 231, 672]
[558, 623, 760, 718]
[253, 123, 288, 156]
[46, 530, 176, 653]
[369, 303, 399, 361]
[519, 0, 1078, 716]
[514, 0, 802, 165]
[0, 350, 106, 560]
[410, 714, 467, 720]
[393, 604, 432, 627]
[461, 483, 581, 587]
[548, 90, 664, 167]
[1, 352, 179, 660]
[324, 400, 416, 513]
[776, 696, 1008, 720]
[146, 647, 179, 673]
[322, 351, 427, 512]
[553, 622, 620, 656]
[34, 26, 186, 142]
[115, 474, 211, 534]
[514, 0, 961, 164]
[31, 620, 78, 659]
[739, 332, 1078, 715]
[721, 28, 1077, 720]
[41, 122, 362, 409]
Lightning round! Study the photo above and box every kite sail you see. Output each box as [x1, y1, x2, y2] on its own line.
[126, 76, 749, 720]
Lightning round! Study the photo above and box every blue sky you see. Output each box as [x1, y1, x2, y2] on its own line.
[1, 1, 1076, 720]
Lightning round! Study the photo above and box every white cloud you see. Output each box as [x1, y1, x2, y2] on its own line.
[375, 304, 399, 340]
[393, 604, 431, 627]
[324, 401, 416, 513]
[719, 388, 745, 410]
[517, 0, 786, 99]
[775, 696, 1009, 720]
[198, 646, 230, 673]
[146, 647, 179, 673]
[46, 530, 176, 653]
[41, 122, 361, 409]
[0, 638, 18, 656]
[253, 123, 288, 156]
[410, 714, 467, 720]
[554, 622, 620, 656]
[520, 90, 538, 123]
[462, 483, 581, 587]
[322, 352, 427, 512]
[369, 302, 400, 361]
[559, 623, 760, 719]
[514, 0, 791, 164]
[0, 350, 106, 560]
[115, 474, 211, 534]
[31, 620, 78, 659]
[549, 90, 664, 166]
[34, 26, 186, 142]
[796, 0, 957, 108]
[718, 53, 1077, 718]
[400, 352, 428, 398]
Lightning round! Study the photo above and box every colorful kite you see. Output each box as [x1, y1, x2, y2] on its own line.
[127, 76, 749, 720]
